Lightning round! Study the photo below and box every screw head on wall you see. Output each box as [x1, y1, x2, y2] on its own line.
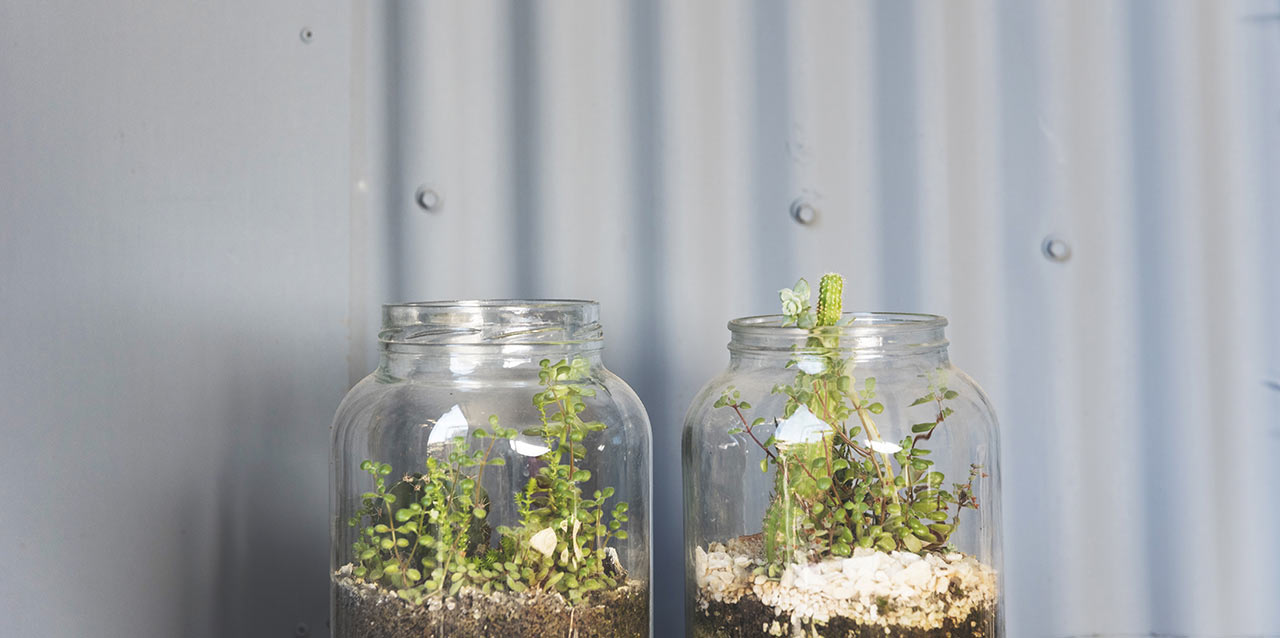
[790, 199, 817, 225]
[299, 27, 314, 44]
[415, 186, 441, 212]
[1042, 235, 1071, 262]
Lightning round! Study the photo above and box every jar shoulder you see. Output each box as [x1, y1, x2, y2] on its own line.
[331, 366, 651, 442]
[682, 362, 999, 435]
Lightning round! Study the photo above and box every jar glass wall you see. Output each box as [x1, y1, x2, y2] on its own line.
[332, 301, 651, 638]
[683, 313, 1002, 638]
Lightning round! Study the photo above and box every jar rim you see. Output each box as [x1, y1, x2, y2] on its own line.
[380, 299, 603, 347]
[729, 311, 947, 331]
[728, 312, 948, 354]
[385, 299, 597, 310]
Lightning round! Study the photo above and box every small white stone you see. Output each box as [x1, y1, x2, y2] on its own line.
[775, 405, 829, 444]
[529, 527, 557, 557]
[864, 438, 903, 454]
[796, 357, 826, 374]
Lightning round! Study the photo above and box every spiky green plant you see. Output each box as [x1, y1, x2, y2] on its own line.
[815, 273, 844, 327]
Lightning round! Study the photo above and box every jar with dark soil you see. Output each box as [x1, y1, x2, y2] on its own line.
[332, 300, 652, 638]
[682, 277, 1002, 638]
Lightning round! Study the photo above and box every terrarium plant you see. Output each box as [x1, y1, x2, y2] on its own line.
[334, 301, 649, 638]
[684, 274, 1002, 638]
[344, 358, 632, 607]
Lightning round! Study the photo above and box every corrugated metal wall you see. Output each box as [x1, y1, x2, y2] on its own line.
[351, 1, 1280, 636]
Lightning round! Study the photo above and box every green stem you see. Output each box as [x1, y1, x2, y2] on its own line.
[555, 393, 580, 518]
[730, 404, 776, 462]
[852, 400, 901, 509]
[383, 496, 408, 588]
[474, 435, 498, 507]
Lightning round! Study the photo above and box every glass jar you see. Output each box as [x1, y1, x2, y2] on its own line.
[683, 313, 1002, 638]
[332, 300, 651, 638]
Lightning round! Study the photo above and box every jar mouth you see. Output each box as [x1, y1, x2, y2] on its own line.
[380, 299, 603, 347]
[728, 312, 948, 354]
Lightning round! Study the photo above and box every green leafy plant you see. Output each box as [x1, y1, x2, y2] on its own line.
[347, 357, 631, 605]
[720, 273, 982, 570]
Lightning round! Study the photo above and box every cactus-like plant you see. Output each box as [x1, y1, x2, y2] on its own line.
[814, 273, 844, 327]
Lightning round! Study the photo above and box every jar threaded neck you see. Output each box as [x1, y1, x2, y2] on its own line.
[727, 312, 948, 358]
[379, 300, 603, 349]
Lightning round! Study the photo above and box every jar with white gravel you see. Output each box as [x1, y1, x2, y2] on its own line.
[682, 296, 1002, 638]
[332, 300, 652, 638]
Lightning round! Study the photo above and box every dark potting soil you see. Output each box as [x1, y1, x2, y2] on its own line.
[691, 593, 997, 638]
[335, 576, 648, 638]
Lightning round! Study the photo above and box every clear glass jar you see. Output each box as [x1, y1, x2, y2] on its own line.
[332, 300, 651, 638]
[683, 313, 1002, 638]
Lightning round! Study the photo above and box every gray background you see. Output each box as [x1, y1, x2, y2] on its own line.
[0, 2, 350, 636]
[2, 1, 1279, 637]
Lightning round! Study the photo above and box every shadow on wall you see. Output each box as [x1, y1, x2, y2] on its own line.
[203, 334, 331, 638]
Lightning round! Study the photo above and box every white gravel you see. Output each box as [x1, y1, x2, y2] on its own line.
[694, 541, 997, 633]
